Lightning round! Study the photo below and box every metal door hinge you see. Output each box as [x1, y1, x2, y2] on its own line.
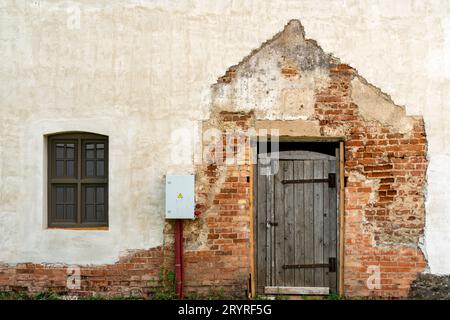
[283, 257, 337, 272]
[281, 173, 336, 188]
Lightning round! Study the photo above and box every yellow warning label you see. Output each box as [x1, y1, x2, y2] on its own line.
[177, 193, 183, 199]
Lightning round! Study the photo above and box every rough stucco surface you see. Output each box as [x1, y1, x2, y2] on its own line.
[0, 0, 449, 275]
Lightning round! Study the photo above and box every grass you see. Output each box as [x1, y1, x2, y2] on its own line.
[151, 268, 177, 300]
[0, 288, 346, 301]
[326, 293, 345, 300]
[0, 291, 143, 300]
[0, 292, 60, 300]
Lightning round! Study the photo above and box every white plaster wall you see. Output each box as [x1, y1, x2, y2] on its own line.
[0, 0, 448, 272]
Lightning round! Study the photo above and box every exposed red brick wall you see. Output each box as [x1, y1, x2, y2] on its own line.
[314, 64, 427, 298]
[0, 247, 165, 298]
[182, 112, 253, 297]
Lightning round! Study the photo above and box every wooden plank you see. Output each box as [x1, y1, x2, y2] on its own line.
[294, 160, 305, 287]
[339, 142, 345, 295]
[323, 160, 330, 289]
[250, 163, 256, 296]
[253, 130, 344, 143]
[274, 160, 285, 286]
[264, 286, 330, 295]
[329, 158, 338, 293]
[303, 160, 314, 287]
[254, 135, 345, 143]
[283, 161, 295, 287]
[256, 164, 267, 292]
[313, 160, 324, 287]
[259, 151, 335, 161]
[266, 163, 274, 287]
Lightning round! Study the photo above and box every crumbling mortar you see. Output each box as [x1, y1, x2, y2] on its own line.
[182, 110, 254, 251]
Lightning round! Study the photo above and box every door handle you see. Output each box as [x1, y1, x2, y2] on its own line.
[266, 221, 278, 227]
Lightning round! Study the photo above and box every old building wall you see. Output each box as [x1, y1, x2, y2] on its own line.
[209, 20, 428, 297]
[0, 0, 448, 297]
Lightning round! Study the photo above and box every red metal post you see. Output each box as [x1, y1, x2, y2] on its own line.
[175, 219, 184, 299]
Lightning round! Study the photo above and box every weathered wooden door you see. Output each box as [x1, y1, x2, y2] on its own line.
[255, 150, 339, 295]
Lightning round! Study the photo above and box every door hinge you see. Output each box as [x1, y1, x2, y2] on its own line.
[283, 257, 337, 272]
[328, 173, 336, 188]
[282, 173, 336, 188]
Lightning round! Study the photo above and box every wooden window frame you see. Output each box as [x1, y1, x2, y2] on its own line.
[48, 133, 108, 228]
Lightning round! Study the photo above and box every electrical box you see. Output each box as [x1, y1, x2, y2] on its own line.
[165, 175, 195, 219]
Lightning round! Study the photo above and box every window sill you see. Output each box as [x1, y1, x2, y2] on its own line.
[47, 226, 109, 231]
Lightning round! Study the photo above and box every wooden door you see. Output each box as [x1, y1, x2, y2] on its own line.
[255, 150, 339, 295]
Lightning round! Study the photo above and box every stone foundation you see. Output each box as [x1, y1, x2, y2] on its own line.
[409, 274, 450, 300]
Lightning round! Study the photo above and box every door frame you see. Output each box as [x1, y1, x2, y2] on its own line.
[250, 138, 345, 297]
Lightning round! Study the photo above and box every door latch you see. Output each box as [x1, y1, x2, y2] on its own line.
[267, 221, 278, 227]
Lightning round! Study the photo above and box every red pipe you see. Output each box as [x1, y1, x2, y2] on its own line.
[175, 219, 184, 299]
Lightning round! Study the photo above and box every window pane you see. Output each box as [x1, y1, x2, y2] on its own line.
[96, 148, 104, 159]
[85, 205, 95, 221]
[86, 187, 95, 203]
[56, 187, 64, 203]
[96, 205, 105, 221]
[86, 160, 95, 176]
[56, 204, 65, 220]
[67, 160, 74, 176]
[96, 187, 104, 204]
[66, 187, 75, 203]
[96, 161, 104, 176]
[86, 149, 95, 159]
[86, 143, 95, 149]
[66, 144, 75, 159]
[56, 160, 64, 176]
[56, 144, 64, 159]
[66, 205, 75, 220]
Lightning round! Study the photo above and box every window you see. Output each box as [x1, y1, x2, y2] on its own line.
[48, 133, 108, 228]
